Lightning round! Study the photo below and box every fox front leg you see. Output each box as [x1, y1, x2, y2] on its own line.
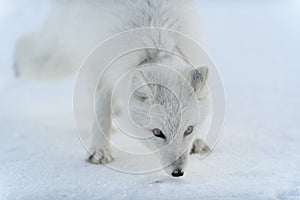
[86, 87, 113, 164]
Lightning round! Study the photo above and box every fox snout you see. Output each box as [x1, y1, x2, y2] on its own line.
[171, 169, 184, 177]
[163, 151, 189, 178]
[169, 160, 186, 178]
[170, 159, 186, 178]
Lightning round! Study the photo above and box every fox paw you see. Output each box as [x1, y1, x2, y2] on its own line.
[86, 148, 113, 164]
[190, 138, 211, 154]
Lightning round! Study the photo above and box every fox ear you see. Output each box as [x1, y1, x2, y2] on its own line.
[131, 70, 153, 101]
[190, 67, 209, 92]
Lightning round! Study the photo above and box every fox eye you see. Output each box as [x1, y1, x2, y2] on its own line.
[152, 128, 166, 139]
[184, 126, 194, 136]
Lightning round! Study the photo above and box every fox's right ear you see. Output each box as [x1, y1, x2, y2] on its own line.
[131, 70, 153, 102]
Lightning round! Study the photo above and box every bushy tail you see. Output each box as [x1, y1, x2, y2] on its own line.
[13, 32, 76, 81]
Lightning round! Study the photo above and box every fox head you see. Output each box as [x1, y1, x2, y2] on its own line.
[129, 64, 210, 177]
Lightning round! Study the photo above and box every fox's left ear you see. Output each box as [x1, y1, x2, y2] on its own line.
[190, 67, 209, 92]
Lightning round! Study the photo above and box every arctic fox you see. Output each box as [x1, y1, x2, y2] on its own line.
[14, 0, 212, 177]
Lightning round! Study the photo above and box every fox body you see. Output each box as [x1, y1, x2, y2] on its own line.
[14, 0, 212, 177]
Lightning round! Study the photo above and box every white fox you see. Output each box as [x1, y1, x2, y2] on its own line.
[14, 0, 212, 177]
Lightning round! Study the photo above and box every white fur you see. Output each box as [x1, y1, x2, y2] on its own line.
[14, 0, 212, 177]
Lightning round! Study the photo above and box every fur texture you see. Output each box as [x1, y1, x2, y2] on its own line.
[14, 0, 212, 177]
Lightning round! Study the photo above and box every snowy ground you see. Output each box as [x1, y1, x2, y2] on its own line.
[1, 1, 300, 199]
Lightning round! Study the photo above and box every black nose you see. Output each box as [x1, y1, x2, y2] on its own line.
[171, 170, 184, 177]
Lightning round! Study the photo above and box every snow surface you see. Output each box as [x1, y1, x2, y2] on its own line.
[1, 0, 300, 199]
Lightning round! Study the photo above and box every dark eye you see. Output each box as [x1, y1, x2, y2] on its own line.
[184, 126, 194, 136]
[152, 128, 166, 139]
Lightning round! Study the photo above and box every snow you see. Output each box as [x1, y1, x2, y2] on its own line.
[1, 1, 300, 199]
